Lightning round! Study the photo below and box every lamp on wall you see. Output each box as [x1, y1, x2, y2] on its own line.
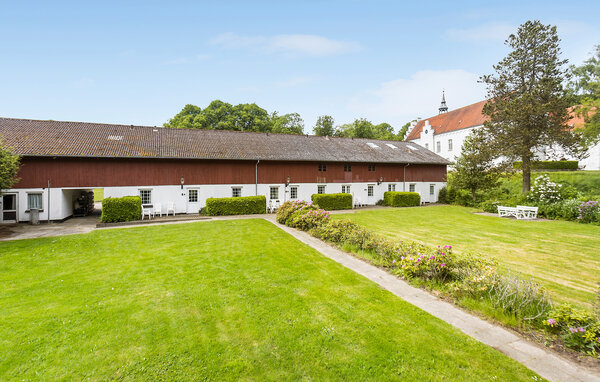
[285, 176, 290, 187]
[180, 176, 185, 189]
[377, 176, 384, 185]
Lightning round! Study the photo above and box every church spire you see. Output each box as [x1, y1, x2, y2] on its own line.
[438, 90, 448, 114]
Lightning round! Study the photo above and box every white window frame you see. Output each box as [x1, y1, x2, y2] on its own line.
[290, 186, 298, 199]
[231, 187, 242, 198]
[27, 192, 43, 211]
[367, 184, 374, 197]
[188, 189, 198, 203]
[409, 184, 416, 193]
[436, 141, 441, 153]
[270, 186, 279, 200]
[317, 185, 326, 194]
[430, 184, 435, 196]
[139, 189, 152, 205]
[448, 139, 453, 151]
[388, 184, 396, 192]
[342, 185, 351, 193]
[425, 143, 429, 150]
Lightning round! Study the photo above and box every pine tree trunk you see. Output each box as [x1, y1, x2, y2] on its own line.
[522, 156, 531, 193]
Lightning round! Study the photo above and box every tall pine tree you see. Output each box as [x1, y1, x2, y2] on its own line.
[481, 20, 581, 193]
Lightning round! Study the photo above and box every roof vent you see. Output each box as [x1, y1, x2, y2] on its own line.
[406, 145, 418, 151]
[108, 135, 123, 141]
[366, 142, 380, 149]
[386, 143, 398, 149]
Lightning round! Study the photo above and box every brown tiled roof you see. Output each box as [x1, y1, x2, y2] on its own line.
[406, 100, 487, 140]
[406, 100, 590, 140]
[0, 117, 449, 165]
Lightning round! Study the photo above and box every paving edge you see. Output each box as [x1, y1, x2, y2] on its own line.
[264, 217, 600, 382]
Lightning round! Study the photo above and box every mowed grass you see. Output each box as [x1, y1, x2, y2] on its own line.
[0, 219, 539, 380]
[335, 205, 600, 308]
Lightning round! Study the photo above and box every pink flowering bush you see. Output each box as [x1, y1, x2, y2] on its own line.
[577, 200, 600, 224]
[394, 245, 455, 282]
[545, 304, 600, 357]
[276, 200, 316, 224]
[286, 207, 331, 231]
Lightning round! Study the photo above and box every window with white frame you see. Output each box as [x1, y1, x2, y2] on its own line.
[430, 184, 435, 196]
[448, 139, 453, 151]
[270, 186, 279, 200]
[425, 143, 429, 150]
[436, 141, 441, 153]
[317, 185, 326, 194]
[367, 184, 374, 197]
[188, 189, 198, 203]
[290, 186, 298, 199]
[232, 187, 242, 197]
[27, 193, 42, 210]
[409, 184, 416, 193]
[139, 189, 152, 205]
[342, 185, 351, 193]
[388, 184, 396, 192]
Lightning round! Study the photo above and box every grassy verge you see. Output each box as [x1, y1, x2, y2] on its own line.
[0, 219, 539, 380]
[334, 205, 600, 308]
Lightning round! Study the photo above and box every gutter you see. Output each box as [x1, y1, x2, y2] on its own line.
[403, 163, 410, 191]
[255, 159, 260, 195]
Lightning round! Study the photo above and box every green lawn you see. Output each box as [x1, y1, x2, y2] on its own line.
[0, 219, 539, 380]
[335, 205, 600, 308]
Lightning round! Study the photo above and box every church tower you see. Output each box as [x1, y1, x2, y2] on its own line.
[438, 90, 448, 114]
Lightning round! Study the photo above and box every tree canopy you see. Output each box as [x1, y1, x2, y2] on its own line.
[480, 20, 582, 193]
[313, 115, 335, 136]
[164, 100, 304, 135]
[333, 118, 403, 140]
[568, 44, 600, 145]
[0, 140, 20, 192]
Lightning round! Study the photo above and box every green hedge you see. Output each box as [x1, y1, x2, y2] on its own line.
[100, 196, 142, 223]
[513, 160, 578, 170]
[205, 195, 266, 216]
[383, 191, 420, 207]
[310, 193, 352, 210]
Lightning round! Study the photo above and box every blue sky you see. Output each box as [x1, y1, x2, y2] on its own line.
[1, 1, 599, 133]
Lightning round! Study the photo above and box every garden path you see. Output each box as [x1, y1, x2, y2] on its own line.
[264, 216, 600, 382]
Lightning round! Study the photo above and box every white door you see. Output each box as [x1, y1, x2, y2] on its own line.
[186, 188, 200, 214]
[367, 184, 375, 205]
[2, 194, 18, 223]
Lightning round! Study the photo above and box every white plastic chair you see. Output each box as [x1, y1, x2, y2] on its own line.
[142, 205, 153, 220]
[154, 203, 162, 217]
[167, 201, 175, 216]
[267, 199, 273, 213]
[273, 200, 281, 212]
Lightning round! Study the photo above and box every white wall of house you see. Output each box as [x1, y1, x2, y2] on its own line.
[0, 180, 445, 222]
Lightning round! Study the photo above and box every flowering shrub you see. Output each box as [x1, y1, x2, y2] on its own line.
[528, 175, 562, 203]
[276, 200, 315, 224]
[545, 304, 600, 356]
[578, 200, 600, 224]
[535, 199, 581, 221]
[450, 254, 498, 297]
[394, 245, 455, 282]
[286, 208, 330, 231]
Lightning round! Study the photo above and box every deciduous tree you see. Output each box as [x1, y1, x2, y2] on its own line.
[313, 115, 335, 136]
[0, 140, 20, 192]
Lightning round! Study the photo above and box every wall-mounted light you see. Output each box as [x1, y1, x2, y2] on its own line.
[377, 176, 384, 185]
[285, 176, 290, 187]
[180, 176, 185, 189]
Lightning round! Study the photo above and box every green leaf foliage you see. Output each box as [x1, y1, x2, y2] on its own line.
[205, 195, 266, 216]
[513, 160, 578, 170]
[313, 115, 335, 136]
[310, 193, 352, 210]
[0, 139, 20, 192]
[383, 191, 420, 207]
[100, 196, 142, 223]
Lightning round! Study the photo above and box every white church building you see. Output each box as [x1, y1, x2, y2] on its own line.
[404, 94, 600, 170]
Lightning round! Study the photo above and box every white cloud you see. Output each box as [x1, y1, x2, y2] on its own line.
[210, 32, 361, 56]
[446, 22, 515, 43]
[348, 69, 486, 126]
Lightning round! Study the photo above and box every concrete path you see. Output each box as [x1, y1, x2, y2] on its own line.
[0, 215, 98, 241]
[265, 217, 600, 382]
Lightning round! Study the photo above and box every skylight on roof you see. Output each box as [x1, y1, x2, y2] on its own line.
[406, 145, 418, 151]
[108, 135, 123, 141]
[366, 142, 380, 149]
[386, 143, 398, 149]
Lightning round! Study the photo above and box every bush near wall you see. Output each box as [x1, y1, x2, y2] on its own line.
[383, 191, 420, 207]
[513, 160, 578, 170]
[311, 193, 352, 210]
[100, 196, 142, 223]
[205, 195, 266, 216]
